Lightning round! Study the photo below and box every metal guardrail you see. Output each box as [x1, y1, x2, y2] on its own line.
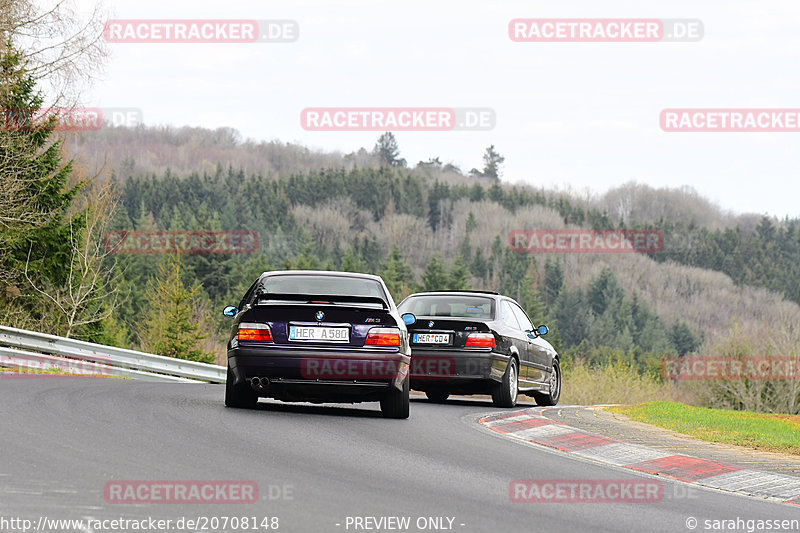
[0, 325, 226, 383]
[0, 346, 195, 382]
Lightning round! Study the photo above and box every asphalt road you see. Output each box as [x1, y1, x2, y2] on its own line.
[0, 379, 797, 533]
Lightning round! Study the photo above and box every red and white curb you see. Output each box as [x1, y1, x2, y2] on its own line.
[479, 407, 800, 506]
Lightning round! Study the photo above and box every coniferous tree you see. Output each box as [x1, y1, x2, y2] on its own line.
[422, 256, 448, 291]
[0, 43, 86, 328]
[458, 236, 472, 264]
[373, 132, 406, 167]
[446, 256, 472, 291]
[552, 288, 591, 348]
[481, 145, 505, 179]
[469, 145, 505, 180]
[517, 269, 547, 326]
[427, 181, 449, 231]
[670, 321, 701, 356]
[587, 267, 623, 316]
[139, 253, 214, 363]
[341, 245, 368, 273]
[465, 211, 478, 233]
[470, 247, 488, 279]
[380, 245, 415, 300]
[354, 235, 381, 273]
[543, 258, 564, 306]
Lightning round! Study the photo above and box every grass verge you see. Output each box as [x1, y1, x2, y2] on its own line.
[561, 361, 675, 406]
[0, 366, 124, 378]
[609, 401, 800, 455]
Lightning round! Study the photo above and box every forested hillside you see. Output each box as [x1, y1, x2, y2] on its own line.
[70, 126, 800, 312]
[45, 125, 800, 374]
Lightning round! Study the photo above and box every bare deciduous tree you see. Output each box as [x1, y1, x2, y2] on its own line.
[0, 0, 108, 106]
[24, 175, 119, 338]
[681, 321, 800, 414]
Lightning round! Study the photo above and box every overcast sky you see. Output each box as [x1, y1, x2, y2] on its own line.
[74, 0, 800, 218]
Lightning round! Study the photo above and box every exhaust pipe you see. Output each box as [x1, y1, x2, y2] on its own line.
[250, 377, 268, 390]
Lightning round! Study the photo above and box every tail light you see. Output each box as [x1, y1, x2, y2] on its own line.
[238, 322, 273, 342]
[365, 327, 402, 346]
[465, 332, 495, 347]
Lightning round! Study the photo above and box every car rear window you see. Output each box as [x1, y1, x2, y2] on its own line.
[399, 295, 494, 319]
[258, 274, 386, 299]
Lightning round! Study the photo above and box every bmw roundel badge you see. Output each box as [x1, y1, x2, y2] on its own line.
[428, 321, 434, 328]
[315, 311, 325, 321]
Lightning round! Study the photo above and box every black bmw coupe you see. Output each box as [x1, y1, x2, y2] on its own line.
[397, 290, 560, 408]
[223, 270, 414, 418]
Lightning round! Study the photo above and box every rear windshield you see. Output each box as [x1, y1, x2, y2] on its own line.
[399, 295, 494, 319]
[257, 274, 386, 300]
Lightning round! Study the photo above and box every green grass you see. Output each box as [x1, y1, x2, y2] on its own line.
[609, 401, 800, 455]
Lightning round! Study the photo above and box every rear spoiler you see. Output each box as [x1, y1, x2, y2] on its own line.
[255, 292, 388, 310]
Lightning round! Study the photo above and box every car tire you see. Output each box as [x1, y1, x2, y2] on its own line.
[380, 376, 410, 419]
[425, 391, 449, 403]
[492, 358, 518, 408]
[533, 359, 561, 407]
[225, 365, 258, 409]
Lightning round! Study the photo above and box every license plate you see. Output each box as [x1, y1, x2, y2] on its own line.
[289, 326, 350, 343]
[413, 333, 450, 345]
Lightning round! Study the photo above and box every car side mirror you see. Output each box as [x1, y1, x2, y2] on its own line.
[223, 305, 239, 318]
[537, 325, 549, 336]
[401, 313, 416, 326]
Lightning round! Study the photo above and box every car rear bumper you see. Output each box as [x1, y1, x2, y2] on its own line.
[409, 348, 509, 387]
[228, 346, 410, 401]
